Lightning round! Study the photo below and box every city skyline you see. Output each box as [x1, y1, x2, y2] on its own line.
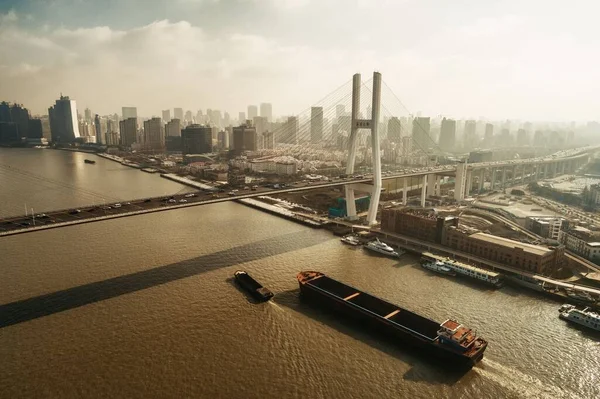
[1, 1, 599, 121]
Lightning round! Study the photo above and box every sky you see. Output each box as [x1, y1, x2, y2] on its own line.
[0, 0, 599, 121]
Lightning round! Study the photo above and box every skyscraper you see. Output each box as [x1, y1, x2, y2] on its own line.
[122, 107, 137, 120]
[174, 108, 184, 121]
[84, 108, 92, 122]
[165, 119, 181, 137]
[484, 123, 494, 146]
[411, 117, 430, 152]
[182, 125, 212, 155]
[310, 106, 323, 143]
[463, 120, 477, 150]
[184, 110, 193, 123]
[260, 103, 272, 122]
[143, 117, 165, 150]
[119, 118, 137, 147]
[247, 105, 258, 119]
[253, 116, 268, 136]
[94, 114, 102, 144]
[49, 95, 81, 143]
[233, 123, 257, 153]
[279, 116, 298, 144]
[439, 118, 456, 150]
[162, 110, 171, 123]
[387, 117, 402, 143]
[517, 128, 529, 146]
[238, 112, 246, 124]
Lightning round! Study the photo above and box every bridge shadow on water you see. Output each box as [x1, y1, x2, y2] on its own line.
[273, 289, 472, 386]
[0, 230, 326, 329]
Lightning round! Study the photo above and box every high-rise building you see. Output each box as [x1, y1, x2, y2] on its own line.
[484, 123, 494, 146]
[84, 108, 92, 122]
[247, 105, 258, 120]
[49, 95, 81, 143]
[182, 125, 212, 155]
[195, 109, 203, 124]
[166, 118, 181, 137]
[122, 107, 137, 120]
[232, 122, 257, 153]
[119, 117, 137, 147]
[439, 118, 456, 150]
[0, 102, 19, 144]
[411, 117, 430, 152]
[143, 117, 165, 150]
[223, 112, 230, 127]
[162, 110, 171, 123]
[262, 131, 275, 149]
[310, 107, 323, 143]
[336, 104, 345, 119]
[278, 116, 298, 144]
[463, 120, 477, 150]
[387, 117, 402, 143]
[253, 116, 268, 136]
[238, 112, 245, 124]
[174, 108, 184, 121]
[184, 110, 193, 123]
[260, 103, 272, 122]
[94, 114, 102, 144]
[517, 128, 529, 146]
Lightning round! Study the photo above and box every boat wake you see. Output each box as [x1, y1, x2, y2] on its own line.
[475, 359, 579, 399]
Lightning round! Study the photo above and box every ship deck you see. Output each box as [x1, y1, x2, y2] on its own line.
[307, 276, 440, 341]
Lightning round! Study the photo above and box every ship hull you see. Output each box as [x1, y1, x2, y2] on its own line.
[298, 277, 483, 367]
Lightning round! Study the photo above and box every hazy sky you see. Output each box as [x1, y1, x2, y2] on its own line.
[0, 0, 598, 121]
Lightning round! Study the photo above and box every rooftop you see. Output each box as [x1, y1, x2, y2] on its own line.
[469, 232, 553, 256]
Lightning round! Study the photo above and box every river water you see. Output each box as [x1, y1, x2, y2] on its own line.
[0, 149, 598, 399]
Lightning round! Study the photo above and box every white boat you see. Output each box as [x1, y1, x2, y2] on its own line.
[559, 304, 600, 332]
[438, 258, 503, 288]
[364, 239, 404, 258]
[421, 260, 456, 276]
[340, 235, 361, 246]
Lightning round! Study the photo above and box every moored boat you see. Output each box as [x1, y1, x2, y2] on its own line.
[420, 260, 456, 276]
[559, 304, 600, 332]
[364, 238, 404, 258]
[297, 271, 487, 367]
[341, 235, 361, 246]
[84, 159, 96, 164]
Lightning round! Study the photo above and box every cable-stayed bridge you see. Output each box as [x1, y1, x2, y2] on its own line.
[0, 72, 596, 235]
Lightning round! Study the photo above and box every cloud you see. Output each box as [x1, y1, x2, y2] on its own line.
[0, 9, 17, 23]
[0, 3, 599, 121]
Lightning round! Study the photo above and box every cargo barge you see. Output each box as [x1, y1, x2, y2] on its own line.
[234, 270, 274, 301]
[297, 271, 487, 367]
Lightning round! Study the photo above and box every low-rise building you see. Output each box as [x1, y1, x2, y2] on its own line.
[525, 216, 564, 240]
[559, 226, 600, 263]
[381, 208, 458, 244]
[444, 228, 564, 274]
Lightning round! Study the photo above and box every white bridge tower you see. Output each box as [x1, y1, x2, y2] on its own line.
[344, 72, 382, 226]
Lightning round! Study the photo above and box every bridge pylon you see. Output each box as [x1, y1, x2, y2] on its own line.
[344, 71, 382, 225]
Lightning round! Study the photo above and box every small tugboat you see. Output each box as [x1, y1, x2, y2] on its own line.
[341, 235, 361, 246]
[421, 259, 456, 276]
[559, 304, 600, 332]
[234, 270, 274, 301]
[364, 238, 404, 258]
[84, 159, 96, 164]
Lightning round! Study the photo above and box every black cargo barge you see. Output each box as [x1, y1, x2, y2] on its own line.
[297, 271, 487, 367]
[234, 270, 274, 301]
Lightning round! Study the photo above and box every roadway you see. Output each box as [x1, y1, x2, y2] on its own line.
[0, 169, 453, 236]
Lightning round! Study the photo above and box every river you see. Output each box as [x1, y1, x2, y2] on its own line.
[0, 148, 598, 398]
